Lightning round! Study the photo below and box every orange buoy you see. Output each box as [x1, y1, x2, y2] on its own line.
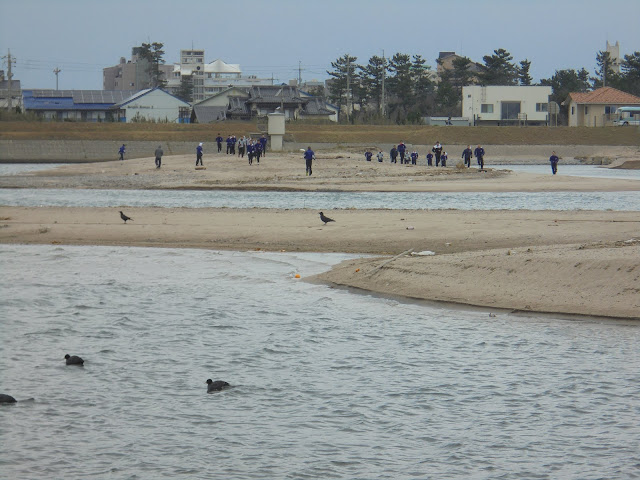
[295, 274, 301, 278]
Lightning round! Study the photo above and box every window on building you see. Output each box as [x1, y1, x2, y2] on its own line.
[571, 106, 575, 115]
[501, 101, 521, 120]
[481, 104, 493, 113]
[604, 105, 616, 114]
[536, 103, 548, 112]
[584, 106, 589, 114]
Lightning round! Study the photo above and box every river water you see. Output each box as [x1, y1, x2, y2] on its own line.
[1, 245, 639, 479]
[2, 164, 640, 211]
[2, 188, 640, 212]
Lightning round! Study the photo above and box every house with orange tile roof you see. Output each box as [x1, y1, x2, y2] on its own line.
[562, 87, 640, 127]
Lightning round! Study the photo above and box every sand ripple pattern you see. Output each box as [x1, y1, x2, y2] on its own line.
[1, 245, 639, 479]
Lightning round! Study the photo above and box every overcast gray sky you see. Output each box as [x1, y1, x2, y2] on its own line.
[1, 0, 639, 90]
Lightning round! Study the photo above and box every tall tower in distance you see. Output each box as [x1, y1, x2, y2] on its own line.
[606, 41, 621, 74]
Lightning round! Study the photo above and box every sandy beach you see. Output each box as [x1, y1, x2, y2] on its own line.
[1, 150, 639, 319]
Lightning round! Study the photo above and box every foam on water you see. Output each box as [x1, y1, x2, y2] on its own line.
[1, 245, 639, 479]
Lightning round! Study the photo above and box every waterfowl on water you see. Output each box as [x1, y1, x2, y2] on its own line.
[206, 379, 230, 392]
[65, 354, 84, 365]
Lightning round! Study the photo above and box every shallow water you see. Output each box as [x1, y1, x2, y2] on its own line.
[2, 187, 640, 211]
[504, 164, 640, 180]
[1, 245, 639, 479]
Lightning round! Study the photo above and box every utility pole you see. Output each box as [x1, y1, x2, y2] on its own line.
[53, 67, 61, 90]
[346, 56, 351, 123]
[2, 49, 16, 110]
[298, 60, 302, 86]
[381, 49, 385, 118]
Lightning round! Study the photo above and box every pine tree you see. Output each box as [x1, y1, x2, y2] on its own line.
[517, 59, 533, 86]
[478, 48, 518, 85]
[326, 54, 360, 122]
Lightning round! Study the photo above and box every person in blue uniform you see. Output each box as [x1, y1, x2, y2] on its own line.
[226, 136, 232, 154]
[119, 144, 126, 161]
[426, 152, 433, 166]
[196, 143, 203, 166]
[441, 151, 448, 167]
[397, 142, 406, 164]
[365, 151, 373, 162]
[462, 145, 473, 167]
[254, 141, 263, 164]
[549, 151, 559, 174]
[390, 146, 398, 164]
[432, 142, 443, 166]
[304, 146, 315, 176]
[260, 135, 268, 157]
[410, 151, 418, 165]
[247, 141, 254, 165]
[474, 145, 485, 170]
[216, 134, 223, 153]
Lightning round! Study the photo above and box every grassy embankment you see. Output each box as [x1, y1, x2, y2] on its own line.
[0, 121, 638, 145]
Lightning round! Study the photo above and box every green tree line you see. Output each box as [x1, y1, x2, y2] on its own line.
[327, 48, 640, 124]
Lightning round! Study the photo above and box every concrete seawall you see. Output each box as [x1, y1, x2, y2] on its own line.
[0, 140, 201, 163]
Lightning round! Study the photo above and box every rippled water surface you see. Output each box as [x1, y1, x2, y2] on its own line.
[2, 188, 640, 211]
[1, 245, 638, 479]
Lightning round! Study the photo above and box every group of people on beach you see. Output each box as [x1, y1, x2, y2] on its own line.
[366, 142, 485, 170]
[214, 133, 268, 165]
[119, 138, 558, 175]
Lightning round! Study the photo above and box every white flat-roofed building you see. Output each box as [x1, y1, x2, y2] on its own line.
[462, 85, 552, 125]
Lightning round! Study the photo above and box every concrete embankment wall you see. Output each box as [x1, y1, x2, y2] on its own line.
[0, 140, 200, 163]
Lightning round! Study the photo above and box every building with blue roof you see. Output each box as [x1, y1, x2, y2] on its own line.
[22, 90, 135, 121]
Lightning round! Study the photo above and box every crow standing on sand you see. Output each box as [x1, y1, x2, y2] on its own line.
[319, 212, 335, 225]
[120, 211, 133, 223]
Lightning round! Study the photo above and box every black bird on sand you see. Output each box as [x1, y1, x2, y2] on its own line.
[319, 212, 335, 225]
[0, 394, 17, 403]
[65, 354, 84, 366]
[120, 211, 133, 223]
[206, 379, 230, 392]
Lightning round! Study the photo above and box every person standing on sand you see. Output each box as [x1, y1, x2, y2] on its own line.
[304, 146, 315, 176]
[247, 140, 254, 165]
[441, 151, 448, 167]
[398, 142, 406, 164]
[119, 144, 126, 161]
[432, 141, 443, 166]
[550, 151, 559, 175]
[196, 143, 203, 166]
[237, 136, 246, 158]
[462, 145, 473, 168]
[474, 145, 485, 170]
[426, 151, 433, 166]
[365, 151, 373, 162]
[216, 133, 223, 153]
[390, 146, 398, 164]
[254, 141, 263, 164]
[154, 145, 164, 168]
[377, 150, 384, 162]
[260, 135, 268, 157]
